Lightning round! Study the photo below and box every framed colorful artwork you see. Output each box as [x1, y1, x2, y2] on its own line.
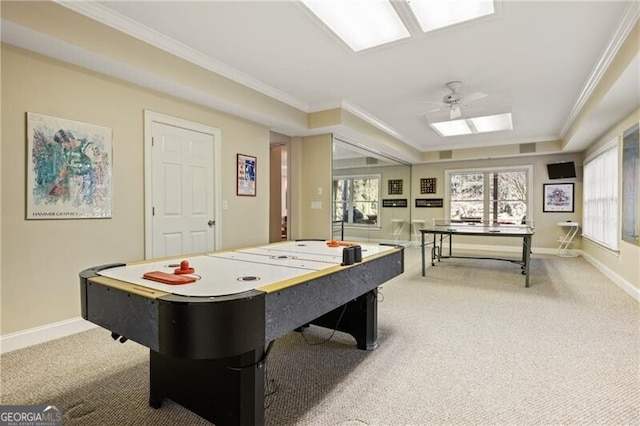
[26, 112, 113, 219]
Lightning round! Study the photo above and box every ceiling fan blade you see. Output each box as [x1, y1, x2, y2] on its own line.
[450, 106, 461, 119]
[463, 91, 488, 104]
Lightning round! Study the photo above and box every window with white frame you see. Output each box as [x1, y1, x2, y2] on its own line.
[445, 166, 532, 224]
[583, 141, 618, 250]
[333, 175, 380, 226]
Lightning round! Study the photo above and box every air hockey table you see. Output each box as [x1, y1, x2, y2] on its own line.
[80, 240, 404, 425]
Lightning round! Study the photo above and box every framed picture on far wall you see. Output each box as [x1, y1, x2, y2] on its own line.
[543, 183, 574, 213]
[237, 153, 257, 196]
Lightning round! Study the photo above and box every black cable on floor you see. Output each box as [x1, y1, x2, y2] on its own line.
[300, 304, 348, 346]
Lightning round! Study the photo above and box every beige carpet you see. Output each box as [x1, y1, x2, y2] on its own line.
[1, 248, 638, 425]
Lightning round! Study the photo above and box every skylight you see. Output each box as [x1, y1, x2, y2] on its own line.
[430, 119, 473, 137]
[408, 0, 495, 33]
[301, 0, 495, 51]
[429, 113, 513, 137]
[470, 113, 513, 133]
[301, 0, 410, 52]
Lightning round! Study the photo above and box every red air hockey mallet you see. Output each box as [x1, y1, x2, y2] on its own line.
[174, 260, 195, 275]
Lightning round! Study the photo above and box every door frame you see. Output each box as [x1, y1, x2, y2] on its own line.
[144, 110, 222, 259]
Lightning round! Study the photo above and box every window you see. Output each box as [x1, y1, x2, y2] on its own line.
[583, 142, 618, 250]
[446, 166, 532, 224]
[333, 175, 380, 226]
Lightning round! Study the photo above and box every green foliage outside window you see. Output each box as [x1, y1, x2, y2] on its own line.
[333, 176, 380, 225]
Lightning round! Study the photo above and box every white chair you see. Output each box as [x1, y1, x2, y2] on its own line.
[391, 219, 406, 244]
[411, 219, 426, 247]
[557, 222, 579, 257]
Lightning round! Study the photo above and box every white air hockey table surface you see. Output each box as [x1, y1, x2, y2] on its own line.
[98, 240, 395, 297]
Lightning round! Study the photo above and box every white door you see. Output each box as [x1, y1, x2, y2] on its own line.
[151, 122, 215, 258]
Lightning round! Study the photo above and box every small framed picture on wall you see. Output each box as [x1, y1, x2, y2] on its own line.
[420, 178, 437, 194]
[237, 153, 257, 196]
[388, 179, 403, 195]
[543, 183, 574, 213]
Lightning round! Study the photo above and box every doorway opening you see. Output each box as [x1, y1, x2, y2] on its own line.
[269, 132, 290, 243]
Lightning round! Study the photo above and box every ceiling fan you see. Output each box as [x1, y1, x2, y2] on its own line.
[424, 81, 488, 119]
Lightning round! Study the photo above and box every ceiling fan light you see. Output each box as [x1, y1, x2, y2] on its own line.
[301, 0, 410, 51]
[408, 0, 495, 33]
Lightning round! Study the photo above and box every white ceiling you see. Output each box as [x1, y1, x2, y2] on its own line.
[5, 1, 639, 161]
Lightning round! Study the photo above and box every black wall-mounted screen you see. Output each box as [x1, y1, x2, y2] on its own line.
[547, 161, 576, 179]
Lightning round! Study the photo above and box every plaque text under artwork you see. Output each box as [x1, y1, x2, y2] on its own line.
[420, 178, 437, 194]
[382, 199, 408, 208]
[415, 198, 443, 208]
[388, 179, 403, 195]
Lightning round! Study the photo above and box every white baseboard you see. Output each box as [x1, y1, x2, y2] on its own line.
[580, 251, 640, 302]
[0, 317, 97, 354]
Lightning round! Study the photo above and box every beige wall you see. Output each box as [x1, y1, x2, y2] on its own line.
[411, 153, 584, 250]
[296, 134, 333, 239]
[1, 44, 271, 334]
[582, 108, 640, 293]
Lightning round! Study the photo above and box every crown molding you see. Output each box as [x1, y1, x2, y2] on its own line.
[340, 100, 416, 147]
[560, 1, 640, 137]
[308, 99, 420, 153]
[57, 0, 421, 155]
[55, 1, 311, 113]
[423, 134, 561, 153]
[1, 20, 310, 139]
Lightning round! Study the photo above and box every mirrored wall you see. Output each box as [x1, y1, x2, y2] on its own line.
[332, 136, 412, 245]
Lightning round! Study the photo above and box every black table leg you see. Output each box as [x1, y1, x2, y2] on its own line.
[431, 234, 438, 266]
[421, 231, 426, 276]
[311, 289, 379, 350]
[149, 348, 265, 426]
[524, 235, 531, 288]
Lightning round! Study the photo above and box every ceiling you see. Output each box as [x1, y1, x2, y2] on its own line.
[3, 1, 639, 162]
